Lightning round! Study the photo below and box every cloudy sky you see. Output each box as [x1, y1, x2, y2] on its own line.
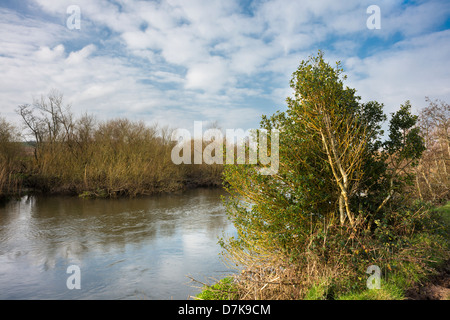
[1, 0, 449, 132]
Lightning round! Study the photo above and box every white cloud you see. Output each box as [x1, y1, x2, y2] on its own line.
[0, 0, 449, 132]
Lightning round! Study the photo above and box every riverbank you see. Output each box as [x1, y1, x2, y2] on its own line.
[196, 201, 450, 300]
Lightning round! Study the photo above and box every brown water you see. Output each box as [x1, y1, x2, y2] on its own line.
[0, 188, 236, 299]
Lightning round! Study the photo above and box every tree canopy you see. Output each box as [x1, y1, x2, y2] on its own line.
[222, 51, 426, 266]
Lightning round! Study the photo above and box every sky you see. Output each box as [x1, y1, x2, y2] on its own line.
[1, 0, 449, 133]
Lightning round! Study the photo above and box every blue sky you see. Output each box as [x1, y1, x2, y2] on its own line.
[1, 0, 449, 132]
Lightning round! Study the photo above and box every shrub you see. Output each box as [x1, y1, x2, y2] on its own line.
[196, 277, 239, 300]
[220, 51, 446, 300]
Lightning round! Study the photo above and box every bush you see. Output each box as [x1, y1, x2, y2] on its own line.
[220, 51, 448, 300]
[15, 91, 224, 197]
[0, 117, 25, 199]
[196, 277, 239, 300]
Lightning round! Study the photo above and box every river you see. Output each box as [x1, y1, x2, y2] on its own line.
[0, 188, 237, 299]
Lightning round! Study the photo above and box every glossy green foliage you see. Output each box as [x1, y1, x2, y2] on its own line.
[222, 51, 426, 264]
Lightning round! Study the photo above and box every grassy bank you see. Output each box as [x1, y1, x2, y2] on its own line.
[1, 94, 224, 198]
[210, 53, 449, 301]
[15, 133, 223, 198]
[196, 202, 449, 300]
[339, 202, 450, 300]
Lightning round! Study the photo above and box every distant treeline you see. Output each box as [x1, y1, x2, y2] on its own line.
[0, 91, 223, 199]
[0, 90, 448, 201]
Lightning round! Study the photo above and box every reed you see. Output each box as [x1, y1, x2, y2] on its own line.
[14, 92, 223, 197]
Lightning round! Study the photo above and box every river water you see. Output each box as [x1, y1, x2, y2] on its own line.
[0, 188, 237, 299]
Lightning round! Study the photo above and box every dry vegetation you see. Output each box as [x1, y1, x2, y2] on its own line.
[0, 117, 25, 199]
[0, 90, 223, 199]
[213, 53, 449, 300]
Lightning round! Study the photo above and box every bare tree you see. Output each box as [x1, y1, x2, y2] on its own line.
[415, 98, 450, 201]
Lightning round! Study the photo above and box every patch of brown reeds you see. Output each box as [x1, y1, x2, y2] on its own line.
[221, 232, 353, 300]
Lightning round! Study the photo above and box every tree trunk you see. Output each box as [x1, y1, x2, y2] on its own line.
[415, 171, 423, 200]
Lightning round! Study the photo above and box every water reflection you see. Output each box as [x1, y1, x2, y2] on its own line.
[0, 188, 236, 299]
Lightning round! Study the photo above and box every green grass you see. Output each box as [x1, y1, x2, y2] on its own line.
[195, 277, 239, 300]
